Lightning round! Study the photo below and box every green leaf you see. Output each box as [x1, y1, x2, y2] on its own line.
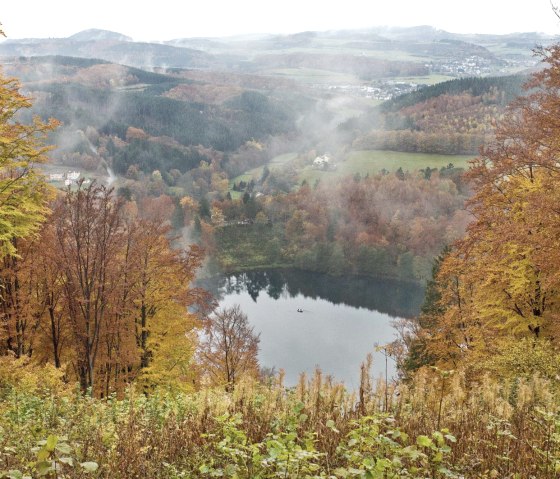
[444, 433, 456, 443]
[55, 443, 72, 454]
[416, 435, 433, 448]
[402, 445, 424, 461]
[35, 461, 54, 477]
[59, 457, 74, 466]
[224, 464, 237, 476]
[363, 457, 375, 469]
[433, 451, 443, 463]
[438, 466, 457, 477]
[293, 402, 305, 414]
[36, 448, 50, 462]
[80, 462, 99, 473]
[45, 435, 58, 452]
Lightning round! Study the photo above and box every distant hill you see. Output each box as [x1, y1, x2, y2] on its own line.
[0, 33, 215, 69]
[1, 26, 556, 74]
[0, 26, 553, 184]
[381, 75, 526, 112]
[68, 29, 133, 42]
[1, 55, 307, 185]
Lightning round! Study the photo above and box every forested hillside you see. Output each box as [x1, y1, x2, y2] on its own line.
[403, 44, 560, 380]
[351, 75, 526, 154]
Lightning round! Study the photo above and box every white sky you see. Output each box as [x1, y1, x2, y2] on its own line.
[2, 0, 560, 41]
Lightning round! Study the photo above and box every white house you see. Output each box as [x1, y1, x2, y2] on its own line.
[313, 154, 331, 170]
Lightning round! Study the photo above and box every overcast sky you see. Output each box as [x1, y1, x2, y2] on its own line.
[2, 0, 560, 41]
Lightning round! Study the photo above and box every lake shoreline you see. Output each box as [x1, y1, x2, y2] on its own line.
[213, 263, 428, 287]
[207, 268, 425, 387]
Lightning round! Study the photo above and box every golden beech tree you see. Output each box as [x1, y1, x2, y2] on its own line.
[128, 217, 210, 392]
[0, 72, 59, 258]
[419, 45, 560, 373]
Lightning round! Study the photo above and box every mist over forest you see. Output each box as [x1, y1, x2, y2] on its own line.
[0, 26, 543, 282]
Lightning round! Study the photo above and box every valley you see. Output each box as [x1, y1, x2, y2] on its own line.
[0, 27, 540, 290]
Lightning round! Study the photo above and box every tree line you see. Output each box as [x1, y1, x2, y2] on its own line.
[0, 182, 209, 395]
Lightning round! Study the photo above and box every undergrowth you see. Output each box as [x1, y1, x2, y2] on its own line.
[1, 362, 560, 478]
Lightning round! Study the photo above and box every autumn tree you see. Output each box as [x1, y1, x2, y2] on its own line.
[198, 304, 260, 390]
[128, 217, 209, 392]
[416, 44, 560, 375]
[51, 183, 126, 392]
[0, 238, 48, 358]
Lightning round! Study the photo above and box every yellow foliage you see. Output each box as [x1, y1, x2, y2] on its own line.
[480, 337, 560, 383]
[138, 301, 198, 393]
[245, 139, 263, 150]
[0, 356, 69, 395]
[0, 72, 59, 258]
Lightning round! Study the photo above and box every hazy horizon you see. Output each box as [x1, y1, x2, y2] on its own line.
[1, 24, 558, 44]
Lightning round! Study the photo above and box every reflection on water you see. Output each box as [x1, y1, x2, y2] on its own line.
[202, 269, 425, 319]
[200, 270, 425, 389]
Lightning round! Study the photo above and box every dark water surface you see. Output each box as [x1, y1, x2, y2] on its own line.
[201, 270, 425, 390]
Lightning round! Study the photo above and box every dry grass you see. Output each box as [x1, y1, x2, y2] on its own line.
[1, 360, 560, 478]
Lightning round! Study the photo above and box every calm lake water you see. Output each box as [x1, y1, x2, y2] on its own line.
[201, 270, 425, 390]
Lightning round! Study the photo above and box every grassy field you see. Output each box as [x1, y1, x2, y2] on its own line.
[229, 150, 473, 193]
[262, 67, 360, 84]
[261, 67, 447, 85]
[260, 46, 428, 62]
[299, 150, 474, 184]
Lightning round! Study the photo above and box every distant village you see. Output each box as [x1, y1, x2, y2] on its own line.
[427, 55, 535, 77]
[314, 82, 418, 101]
[314, 55, 538, 101]
[48, 170, 91, 187]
